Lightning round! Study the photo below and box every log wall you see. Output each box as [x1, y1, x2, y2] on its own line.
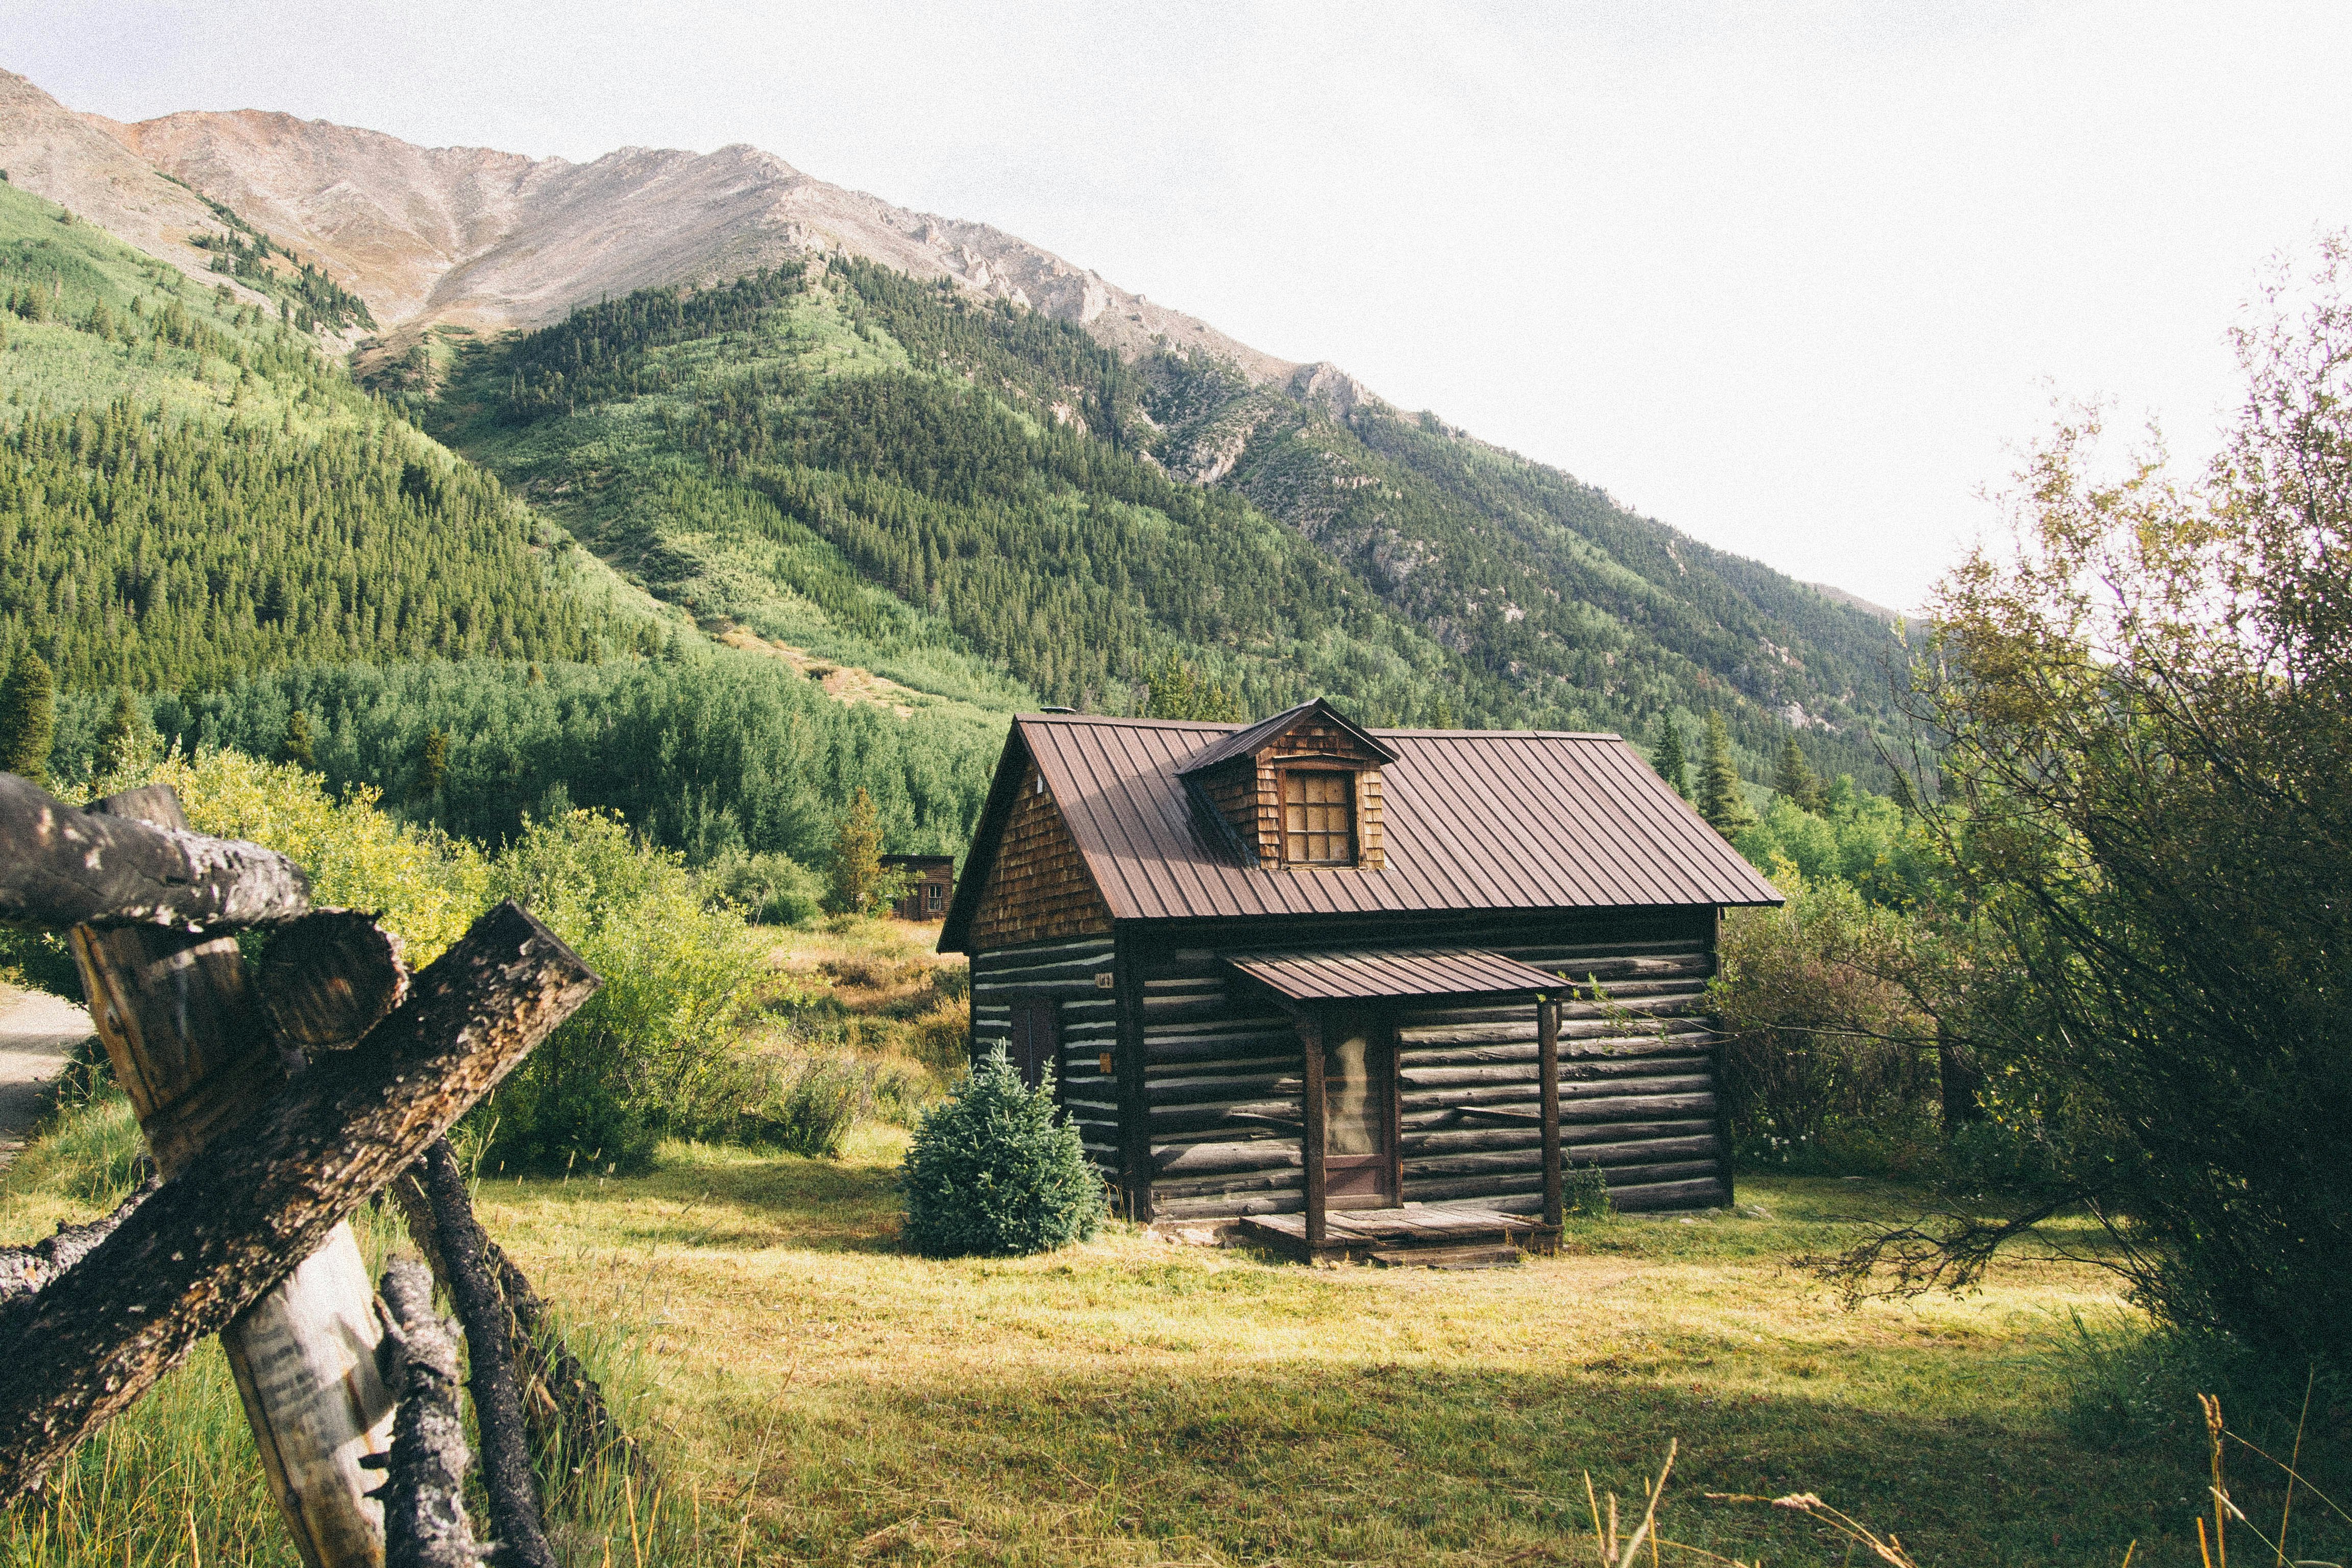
[1118, 910, 1728, 1221]
[969, 935, 1121, 1183]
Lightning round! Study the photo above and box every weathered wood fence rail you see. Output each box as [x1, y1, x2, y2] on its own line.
[0, 773, 624, 1567]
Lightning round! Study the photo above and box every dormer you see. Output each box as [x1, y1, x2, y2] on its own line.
[1178, 699, 1398, 870]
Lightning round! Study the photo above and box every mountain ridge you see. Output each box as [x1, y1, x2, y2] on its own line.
[0, 59, 1912, 790]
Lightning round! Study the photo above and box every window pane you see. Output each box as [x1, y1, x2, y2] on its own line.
[1325, 1029, 1378, 1155]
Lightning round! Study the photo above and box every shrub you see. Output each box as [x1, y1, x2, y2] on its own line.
[705, 848, 824, 925]
[478, 808, 782, 1174]
[1712, 864, 1942, 1160]
[899, 1047, 1106, 1257]
[906, 1001, 972, 1079]
[1562, 1162, 1613, 1219]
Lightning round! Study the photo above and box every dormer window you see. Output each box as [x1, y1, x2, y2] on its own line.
[1281, 770, 1355, 865]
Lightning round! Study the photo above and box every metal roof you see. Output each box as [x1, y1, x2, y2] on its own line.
[941, 714, 1781, 947]
[1177, 698, 1398, 776]
[1224, 946, 1564, 1001]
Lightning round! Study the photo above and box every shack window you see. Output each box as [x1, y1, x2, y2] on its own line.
[1281, 770, 1355, 866]
[926, 880, 944, 913]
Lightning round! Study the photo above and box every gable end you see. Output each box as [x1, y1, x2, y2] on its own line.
[966, 759, 1114, 949]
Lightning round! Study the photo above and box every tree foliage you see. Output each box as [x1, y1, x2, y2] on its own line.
[0, 642, 53, 783]
[1143, 651, 1245, 721]
[0, 401, 627, 692]
[1651, 716, 1687, 798]
[1861, 240, 2352, 1374]
[899, 1046, 1106, 1257]
[1698, 712, 1753, 836]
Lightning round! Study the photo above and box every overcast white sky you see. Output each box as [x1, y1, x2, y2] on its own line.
[12, 1, 2352, 609]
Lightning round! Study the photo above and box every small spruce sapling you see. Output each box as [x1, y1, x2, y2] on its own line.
[899, 1046, 1107, 1257]
[1651, 716, 1688, 799]
[1698, 712, 1754, 837]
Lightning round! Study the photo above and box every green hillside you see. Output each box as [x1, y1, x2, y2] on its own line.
[0, 180, 646, 688]
[0, 178, 996, 865]
[420, 256, 1909, 784]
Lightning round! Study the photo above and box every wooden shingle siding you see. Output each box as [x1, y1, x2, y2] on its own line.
[1130, 912, 1729, 1220]
[969, 936, 1120, 1181]
[967, 762, 1114, 949]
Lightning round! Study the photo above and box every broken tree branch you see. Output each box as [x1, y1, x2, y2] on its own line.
[0, 898, 599, 1501]
[0, 772, 312, 932]
[420, 1141, 556, 1568]
[390, 1156, 653, 1500]
[369, 1258, 486, 1568]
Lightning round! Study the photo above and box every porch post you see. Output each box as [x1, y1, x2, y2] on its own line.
[1299, 1009, 1327, 1248]
[1539, 996, 1562, 1230]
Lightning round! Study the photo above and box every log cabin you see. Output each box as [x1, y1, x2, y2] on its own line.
[880, 854, 955, 922]
[938, 700, 1782, 1261]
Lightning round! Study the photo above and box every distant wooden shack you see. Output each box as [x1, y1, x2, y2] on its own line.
[880, 854, 955, 923]
[939, 700, 1781, 1258]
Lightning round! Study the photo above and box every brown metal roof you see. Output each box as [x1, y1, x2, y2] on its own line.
[1224, 946, 1564, 1001]
[941, 714, 1782, 946]
[1178, 698, 1397, 776]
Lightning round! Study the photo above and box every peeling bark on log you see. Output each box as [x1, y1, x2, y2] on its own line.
[0, 898, 599, 1503]
[260, 912, 411, 1052]
[419, 1142, 555, 1568]
[0, 1177, 158, 1306]
[368, 1259, 485, 1568]
[0, 773, 312, 932]
[389, 1156, 652, 1500]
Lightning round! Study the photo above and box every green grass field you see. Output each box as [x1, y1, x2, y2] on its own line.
[8, 1079, 2333, 1567]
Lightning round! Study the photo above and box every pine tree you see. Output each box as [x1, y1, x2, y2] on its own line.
[1144, 651, 1245, 722]
[1652, 716, 1688, 799]
[0, 647, 55, 787]
[411, 727, 449, 802]
[1698, 712, 1754, 837]
[280, 708, 315, 770]
[1776, 730, 1822, 814]
[826, 787, 887, 914]
[93, 688, 145, 777]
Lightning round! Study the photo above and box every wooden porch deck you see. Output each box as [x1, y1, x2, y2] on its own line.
[1237, 1203, 1559, 1266]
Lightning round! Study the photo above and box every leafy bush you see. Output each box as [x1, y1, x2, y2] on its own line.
[1712, 864, 1944, 1162]
[771, 1058, 863, 1158]
[705, 848, 825, 925]
[899, 1047, 1106, 1257]
[1562, 1162, 1613, 1219]
[478, 808, 782, 1174]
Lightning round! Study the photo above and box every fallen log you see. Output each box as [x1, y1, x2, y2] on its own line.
[419, 1141, 556, 1568]
[0, 1177, 159, 1307]
[260, 910, 411, 1052]
[0, 772, 311, 932]
[0, 898, 599, 1502]
[366, 1259, 484, 1568]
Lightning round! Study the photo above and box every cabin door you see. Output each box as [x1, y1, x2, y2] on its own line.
[1319, 1007, 1400, 1209]
[1010, 999, 1059, 1094]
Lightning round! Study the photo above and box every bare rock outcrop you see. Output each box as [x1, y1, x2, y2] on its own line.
[0, 70, 254, 291]
[60, 81, 1298, 385]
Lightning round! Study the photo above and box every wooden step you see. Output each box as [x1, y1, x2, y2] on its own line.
[1368, 1244, 1526, 1270]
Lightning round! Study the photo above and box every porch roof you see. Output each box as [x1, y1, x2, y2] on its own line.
[1222, 946, 1563, 1003]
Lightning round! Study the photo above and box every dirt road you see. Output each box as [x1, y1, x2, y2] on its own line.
[0, 988, 89, 1171]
